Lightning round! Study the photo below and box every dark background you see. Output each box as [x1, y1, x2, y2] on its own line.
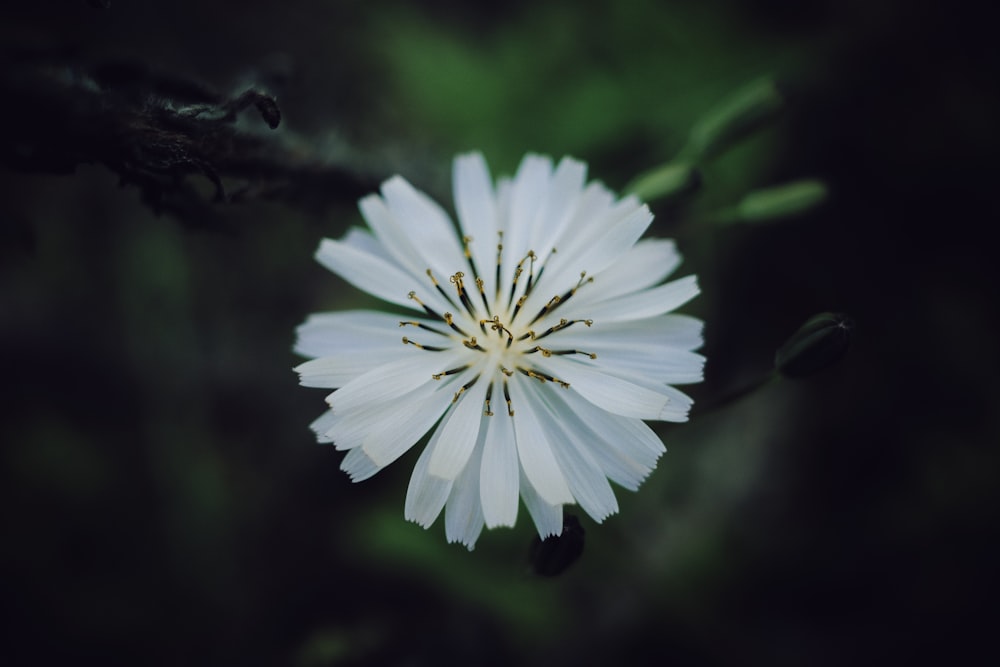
[1, 1, 997, 665]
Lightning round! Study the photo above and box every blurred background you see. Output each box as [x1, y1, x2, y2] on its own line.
[1, 1, 997, 665]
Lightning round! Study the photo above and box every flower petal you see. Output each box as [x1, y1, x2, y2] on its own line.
[509, 378, 574, 506]
[309, 410, 337, 444]
[552, 314, 704, 353]
[533, 389, 619, 522]
[554, 390, 664, 491]
[561, 274, 700, 324]
[479, 380, 519, 528]
[294, 310, 426, 359]
[535, 356, 672, 420]
[453, 152, 498, 295]
[381, 176, 466, 281]
[361, 375, 463, 468]
[526, 156, 587, 258]
[427, 374, 491, 480]
[327, 350, 465, 415]
[445, 428, 487, 549]
[405, 419, 454, 528]
[315, 238, 437, 310]
[519, 464, 563, 539]
[341, 447, 381, 482]
[581, 239, 682, 304]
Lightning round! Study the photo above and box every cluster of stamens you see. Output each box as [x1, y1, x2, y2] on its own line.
[398, 234, 596, 417]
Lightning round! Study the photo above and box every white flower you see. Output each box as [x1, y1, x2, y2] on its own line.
[294, 153, 704, 549]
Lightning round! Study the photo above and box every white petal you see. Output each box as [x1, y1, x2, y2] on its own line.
[545, 181, 615, 258]
[545, 204, 653, 288]
[453, 153, 498, 296]
[533, 389, 619, 522]
[327, 350, 465, 415]
[445, 428, 487, 549]
[658, 384, 695, 422]
[552, 314, 704, 353]
[405, 419, 455, 528]
[526, 156, 587, 257]
[516, 202, 653, 322]
[295, 348, 412, 388]
[581, 239, 682, 304]
[551, 390, 662, 491]
[519, 464, 563, 539]
[535, 357, 672, 420]
[294, 310, 428, 359]
[548, 190, 641, 268]
[361, 376, 461, 467]
[509, 378, 574, 506]
[501, 154, 552, 287]
[341, 447, 381, 482]
[315, 238, 430, 310]
[359, 194, 431, 280]
[309, 410, 337, 444]
[580, 346, 706, 386]
[380, 176, 466, 282]
[562, 274, 700, 324]
[479, 381, 519, 528]
[427, 375, 490, 480]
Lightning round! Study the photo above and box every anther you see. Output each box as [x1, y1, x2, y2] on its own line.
[463, 337, 485, 352]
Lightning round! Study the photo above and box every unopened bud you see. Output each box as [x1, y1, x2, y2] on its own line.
[681, 77, 784, 161]
[529, 514, 585, 577]
[775, 313, 853, 378]
[737, 180, 827, 223]
[626, 162, 701, 203]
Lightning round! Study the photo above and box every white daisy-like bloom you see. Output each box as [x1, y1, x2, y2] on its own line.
[294, 152, 703, 549]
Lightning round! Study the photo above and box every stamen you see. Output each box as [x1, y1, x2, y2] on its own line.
[432, 365, 469, 380]
[531, 318, 593, 341]
[427, 269, 460, 311]
[517, 367, 570, 388]
[452, 375, 479, 403]
[548, 349, 598, 359]
[401, 336, 447, 352]
[503, 379, 514, 416]
[463, 336, 485, 352]
[450, 272, 478, 318]
[443, 312, 469, 337]
[482, 315, 513, 342]
[399, 321, 449, 337]
[484, 382, 494, 416]
[475, 276, 491, 317]
[408, 291, 448, 323]
[495, 232, 504, 300]
[511, 294, 527, 322]
[528, 272, 593, 325]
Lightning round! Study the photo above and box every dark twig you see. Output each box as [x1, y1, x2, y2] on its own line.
[0, 50, 381, 226]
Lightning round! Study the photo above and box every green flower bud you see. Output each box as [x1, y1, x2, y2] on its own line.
[681, 77, 784, 161]
[775, 313, 853, 378]
[529, 514, 585, 577]
[626, 162, 701, 203]
[737, 180, 828, 223]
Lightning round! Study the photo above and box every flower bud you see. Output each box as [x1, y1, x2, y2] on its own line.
[681, 77, 784, 161]
[737, 180, 827, 223]
[775, 313, 853, 378]
[529, 514, 585, 577]
[626, 162, 701, 203]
